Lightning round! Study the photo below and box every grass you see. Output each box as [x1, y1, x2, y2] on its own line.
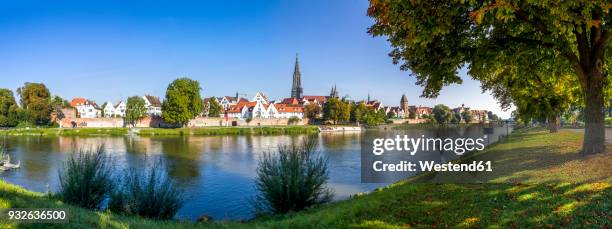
[0, 126, 319, 137]
[0, 128, 610, 228]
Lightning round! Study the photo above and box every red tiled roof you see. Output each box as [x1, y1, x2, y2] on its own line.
[280, 98, 300, 105]
[302, 95, 328, 102]
[274, 104, 304, 113]
[70, 98, 87, 107]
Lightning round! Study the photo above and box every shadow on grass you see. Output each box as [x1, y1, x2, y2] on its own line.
[347, 180, 610, 228]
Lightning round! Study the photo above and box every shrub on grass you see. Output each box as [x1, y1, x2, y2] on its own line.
[288, 116, 301, 125]
[58, 146, 114, 209]
[109, 160, 184, 219]
[254, 136, 333, 214]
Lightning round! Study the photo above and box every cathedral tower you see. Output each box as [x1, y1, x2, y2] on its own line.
[291, 54, 303, 99]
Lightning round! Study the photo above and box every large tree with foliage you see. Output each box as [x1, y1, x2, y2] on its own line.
[432, 104, 452, 124]
[368, 1, 611, 154]
[0, 89, 19, 127]
[351, 102, 368, 123]
[462, 110, 474, 124]
[304, 103, 322, 120]
[162, 78, 203, 127]
[16, 82, 52, 125]
[323, 97, 351, 124]
[207, 97, 222, 117]
[125, 96, 147, 127]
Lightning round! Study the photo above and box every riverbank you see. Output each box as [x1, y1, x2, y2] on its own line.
[0, 126, 320, 136]
[0, 128, 609, 228]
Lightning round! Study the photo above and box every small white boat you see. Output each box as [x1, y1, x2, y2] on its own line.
[0, 154, 20, 171]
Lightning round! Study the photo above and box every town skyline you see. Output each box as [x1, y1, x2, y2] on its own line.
[0, 1, 512, 118]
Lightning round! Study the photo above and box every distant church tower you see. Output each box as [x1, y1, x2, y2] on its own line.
[400, 94, 409, 118]
[330, 85, 339, 98]
[291, 54, 303, 99]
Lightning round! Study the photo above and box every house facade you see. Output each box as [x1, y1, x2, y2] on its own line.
[102, 102, 115, 118]
[143, 95, 162, 117]
[114, 101, 126, 117]
[70, 98, 101, 118]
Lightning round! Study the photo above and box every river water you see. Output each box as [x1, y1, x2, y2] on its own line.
[0, 125, 512, 220]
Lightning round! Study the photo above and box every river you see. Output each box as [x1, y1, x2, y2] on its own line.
[0, 124, 512, 220]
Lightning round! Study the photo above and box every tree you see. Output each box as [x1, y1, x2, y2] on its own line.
[162, 78, 203, 127]
[207, 98, 222, 117]
[451, 111, 461, 124]
[387, 110, 397, 119]
[408, 110, 416, 119]
[432, 104, 452, 124]
[462, 110, 474, 124]
[487, 111, 499, 122]
[50, 96, 70, 108]
[323, 98, 342, 124]
[16, 82, 52, 125]
[304, 103, 322, 120]
[368, 1, 611, 154]
[0, 89, 19, 127]
[125, 96, 147, 127]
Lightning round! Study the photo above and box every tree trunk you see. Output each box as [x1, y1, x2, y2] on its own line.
[547, 114, 559, 133]
[582, 69, 606, 155]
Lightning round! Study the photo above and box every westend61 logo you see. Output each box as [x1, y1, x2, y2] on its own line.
[361, 133, 493, 183]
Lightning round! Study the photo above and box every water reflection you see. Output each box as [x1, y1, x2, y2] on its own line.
[0, 125, 511, 220]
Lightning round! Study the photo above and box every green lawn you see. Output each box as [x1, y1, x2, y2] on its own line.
[0, 128, 609, 228]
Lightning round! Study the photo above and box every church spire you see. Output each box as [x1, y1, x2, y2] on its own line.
[291, 53, 303, 99]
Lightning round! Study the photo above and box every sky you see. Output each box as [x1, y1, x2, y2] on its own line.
[0, 0, 513, 118]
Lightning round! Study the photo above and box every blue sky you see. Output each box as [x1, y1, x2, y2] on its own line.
[0, 0, 512, 118]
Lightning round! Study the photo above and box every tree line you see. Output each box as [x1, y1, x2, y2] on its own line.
[367, 1, 610, 154]
[0, 83, 69, 128]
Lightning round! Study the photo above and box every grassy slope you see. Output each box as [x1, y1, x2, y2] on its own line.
[0, 126, 319, 137]
[0, 128, 610, 228]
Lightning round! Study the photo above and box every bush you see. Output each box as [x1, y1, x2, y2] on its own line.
[255, 136, 333, 214]
[288, 116, 301, 125]
[16, 121, 34, 129]
[58, 147, 114, 209]
[109, 160, 184, 219]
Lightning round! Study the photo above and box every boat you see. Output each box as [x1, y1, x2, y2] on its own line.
[0, 154, 20, 171]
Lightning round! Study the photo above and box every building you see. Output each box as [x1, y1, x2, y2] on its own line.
[400, 94, 409, 118]
[366, 100, 385, 111]
[274, 104, 304, 119]
[70, 98, 101, 118]
[114, 101, 126, 117]
[102, 101, 116, 118]
[143, 95, 162, 117]
[252, 92, 269, 104]
[226, 95, 304, 120]
[471, 109, 489, 123]
[329, 85, 339, 99]
[291, 54, 303, 99]
[301, 95, 328, 106]
[410, 106, 432, 118]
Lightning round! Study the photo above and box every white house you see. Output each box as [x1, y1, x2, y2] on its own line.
[274, 104, 304, 119]
[102, 101, 115, 118]
[114, 101, 126, 117]
[226, 99, 304, 120]
[143, 95, 162, 117]
[252, 92, 269, 104]
[70, 98, 101, 118]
